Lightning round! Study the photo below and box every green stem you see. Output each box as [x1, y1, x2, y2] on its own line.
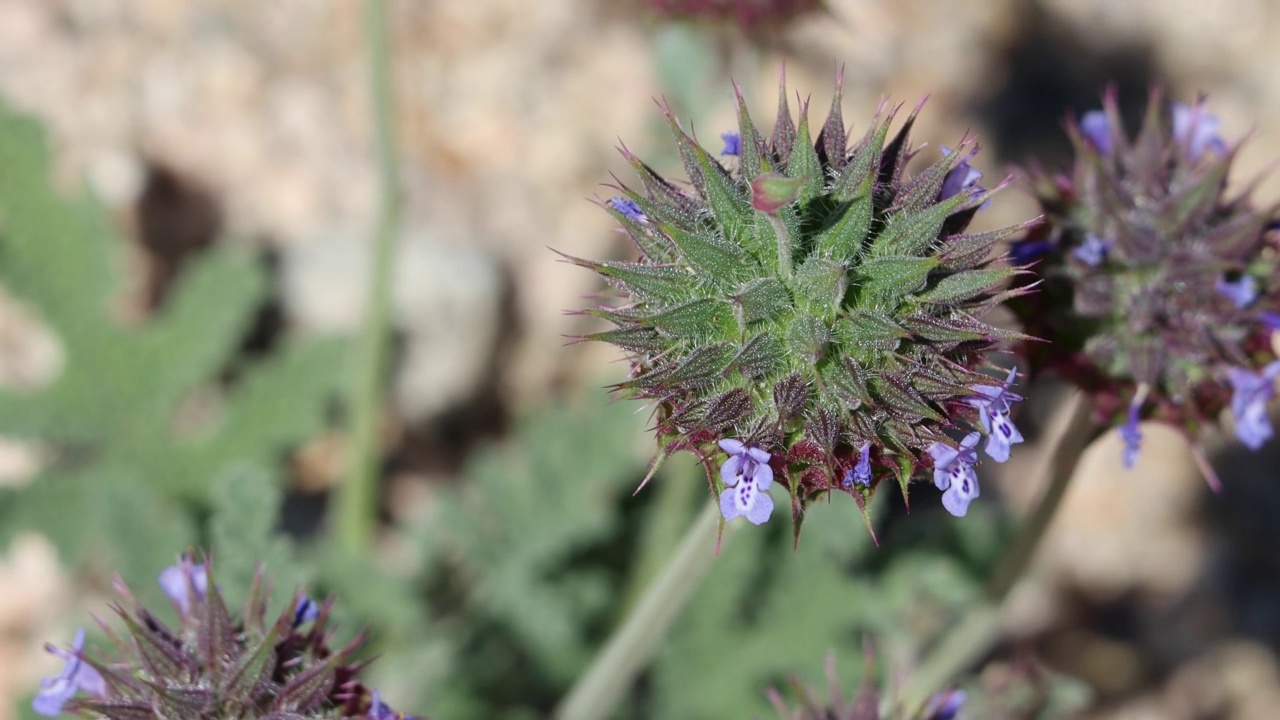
[556, 500, 727, 720]
[898, 392, 1097, 713]
[333, 0, 401, 554]
[620, 454, 701, 614]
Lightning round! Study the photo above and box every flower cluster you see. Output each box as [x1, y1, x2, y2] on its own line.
[573, 71, 1032, 529]
[1009, 90, 1280, 474]
[33, 554, 423, 719]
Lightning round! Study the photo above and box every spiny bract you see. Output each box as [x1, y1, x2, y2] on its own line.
[1009, 89, 1280, 473]
[32, 555, 424, 720]
[570, 70, 1032, 530]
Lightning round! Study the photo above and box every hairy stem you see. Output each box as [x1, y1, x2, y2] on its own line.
[333, 0, 402, 553]
[556, 500, 727, 720]
[898, 392, 1097, 712]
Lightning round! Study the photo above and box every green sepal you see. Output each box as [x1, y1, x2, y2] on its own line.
[591, 260, 698, 304]
[833, 107, 893, 202]
[644, 298, 736, 339]
[869, 373, 943, 422]
[938, 222, 1031, 269]
[795, 256, 848, 316]
[220, 614, 284, 710]
[916, 267, 1015, 306]
[660, 222, 752, 287]
[585, 326, 667, 354]
[785, 315, 831, 365]
[869, 191, 972, 257]
[639, 343, 737, 390]
[893, 453, 915, 507]
[891, 144, 967, 213]
[855, 255, 936, 307]
[787, 100, 825, 205]
[734, 333, 788, 379]
[663, 109, 753, 244]
[833, 310, 907, 352]
[820, 356, 872, 408]
[812, 180, 874, 263]
[732, 277, 790, 325]
[733, 80, 769, 179]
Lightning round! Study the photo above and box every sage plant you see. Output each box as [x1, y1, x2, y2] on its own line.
[570, 71, 1034, 528]
[33, 555, 422, 720]
[1010, 90, 1280, 478]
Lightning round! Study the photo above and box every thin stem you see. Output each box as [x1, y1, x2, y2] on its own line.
[333, 0, 402, 554]
[897, 392, 1097, 713]
[556, 500, 727, 720]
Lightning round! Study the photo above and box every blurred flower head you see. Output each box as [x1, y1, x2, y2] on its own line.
[1009, 89, 1280, 468]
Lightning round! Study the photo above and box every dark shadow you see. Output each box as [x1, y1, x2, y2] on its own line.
[970, 0, 1161, 168]
[135, 162, 222, 308]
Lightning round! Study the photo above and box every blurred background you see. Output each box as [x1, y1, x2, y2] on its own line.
[2, 0, 1280, 718]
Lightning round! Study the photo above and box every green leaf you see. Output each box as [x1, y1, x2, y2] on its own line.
[652, 500, 882, 720]
[425, 389, 647, 683]
[0, 99, 342, 577]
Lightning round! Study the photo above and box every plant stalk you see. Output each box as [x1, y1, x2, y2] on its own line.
[898, 392, 1097, 713]
[334, 0, 402, 554]
[556, 500, 727, 720]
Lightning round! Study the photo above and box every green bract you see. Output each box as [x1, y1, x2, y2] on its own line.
[571, 71, 1031, 529]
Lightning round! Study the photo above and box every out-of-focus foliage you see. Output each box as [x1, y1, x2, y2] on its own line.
[0, 99, 343, 589]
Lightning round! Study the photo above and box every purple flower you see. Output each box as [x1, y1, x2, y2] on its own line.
[1071, 232, 1109, 267]
[1120, 396, 1143, 468]
[1216, 274, 1258, 309]
[1172, 100, 1228, 161]
[928, 432, 981, 517]
[1262, 311, 1280, 331]
[720, 131, 741, 157]
[607, 197, 647, 224]
[158, 558, 209, 616]
[293, 595, 319, 627]
[1009, 238, 1054, 266]
[965, 366, 1024, 463]
[32, 628, 107, 716]
[923, 689, 967, 720]
[1226, 361, 1280, 450]
[939, 145, 985, 202]
[843, 442, 872, 488]
[368, 690, 418, 720]
[1079, 109, 1112, 155]
[718, 438, 774, 525]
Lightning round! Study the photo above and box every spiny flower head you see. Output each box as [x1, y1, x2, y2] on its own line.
[1009, 89, 1280, 468]
[767, 652, 966, 720]
[32, 553, 425, 719]
[569, 70, 1033, 530]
